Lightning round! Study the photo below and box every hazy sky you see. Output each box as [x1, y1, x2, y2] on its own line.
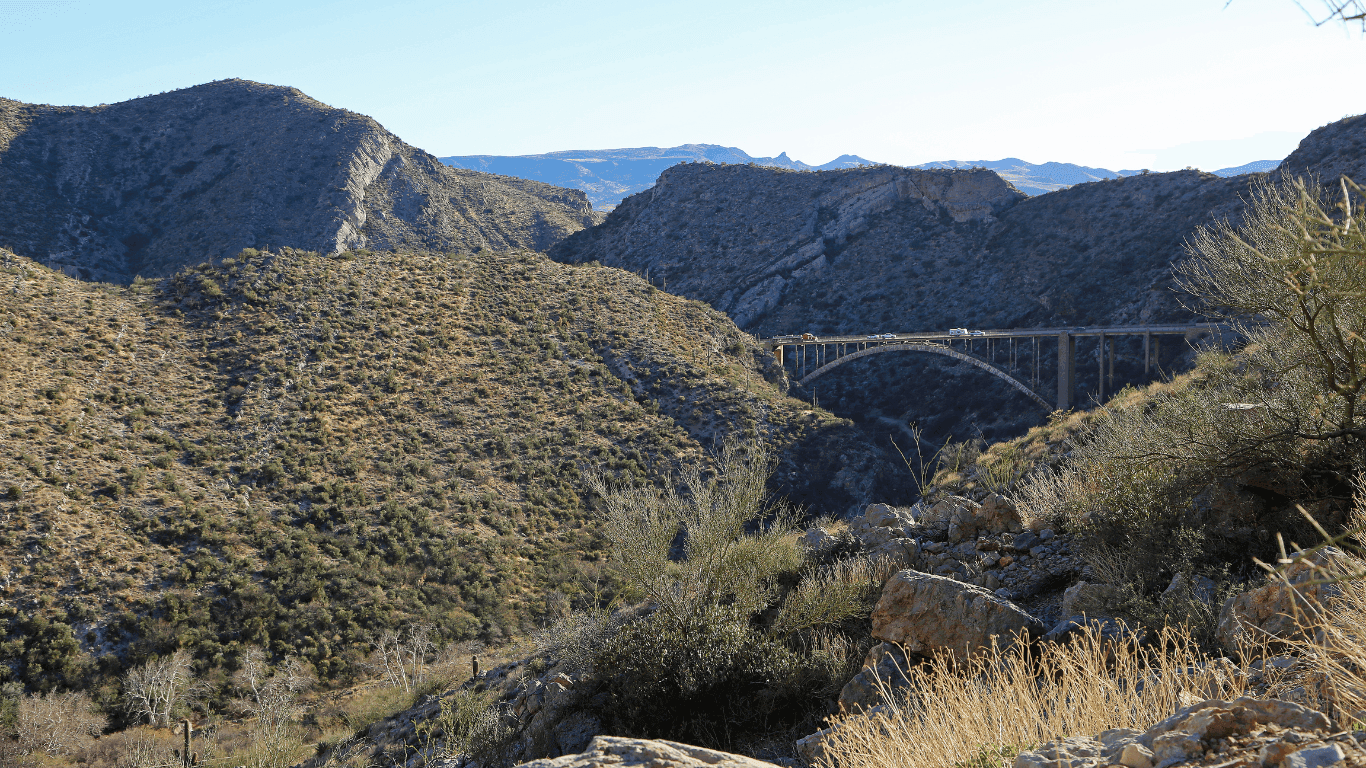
[1, 0, 1361, 171]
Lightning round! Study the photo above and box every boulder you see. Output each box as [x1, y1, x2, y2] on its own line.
[515, 736, 781, 768]
[1042, 616, 1143, 646]
[1216, 547, 1354, 653]
[864, 502, 905, 528]
[1061, 581, 1119, 618]
[871, 570, 1045, 658]
[1164, 572, 1217, 607]
[978, 493, 1024, 533]
[799, 527, 836, 552]
[838, 642, 912, 714]
[924, 495, 975, 526]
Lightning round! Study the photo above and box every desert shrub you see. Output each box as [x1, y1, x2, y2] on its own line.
[413, 689, 512, 767]
[594, 608, 806, 747]
[532, 607, 622, 676]
[1018, 176, 1366, 598]
[586, 436, 885, 751]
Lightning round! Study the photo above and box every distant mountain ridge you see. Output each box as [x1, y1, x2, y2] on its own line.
[912, 157, 1281, 196]
[440, 144, 875, 209]
[440, 144, 1280, 206]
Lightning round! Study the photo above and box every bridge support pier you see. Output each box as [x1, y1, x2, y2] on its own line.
[1058, 332, 1075, 411]
[1097, 334, 1105, 402]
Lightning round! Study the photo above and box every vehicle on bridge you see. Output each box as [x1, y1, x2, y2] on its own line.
[949, 328, 969, 336]
[801, 332, 819, 341]
[969, 330, 985, 336]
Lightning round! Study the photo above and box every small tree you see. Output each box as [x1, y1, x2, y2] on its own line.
[371, 624, 435, 693]
[233, 651, 312, 768]
[123, 649, 196, 727]
[15, 691, 105, 756]
[1177, 176, 1366, 442]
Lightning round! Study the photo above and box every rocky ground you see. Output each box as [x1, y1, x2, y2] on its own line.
[333, 493, 1361, 768]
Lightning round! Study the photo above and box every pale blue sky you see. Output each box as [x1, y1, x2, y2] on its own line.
[0, 0, 1361, 171]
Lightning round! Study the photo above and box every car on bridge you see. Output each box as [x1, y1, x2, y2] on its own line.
[969, 330, 986, 336]
[949, 328, 969, 336]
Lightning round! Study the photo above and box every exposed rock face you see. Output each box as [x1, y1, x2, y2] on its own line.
[551, 163, 1034, 335]
[1014, 698, 1337, 768]
[548, 161, 1249, 444]
[871, 570, 1046, 657]
[514, 736, 780, 768]
[0, 80, 601, 282]
[1216, 547, 1354, 653]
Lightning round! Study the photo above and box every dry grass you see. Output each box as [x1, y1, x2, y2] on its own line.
[818, 624, 1244, 768]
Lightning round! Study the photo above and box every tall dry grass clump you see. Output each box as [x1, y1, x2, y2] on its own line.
[818, 624, 1243, 768]
[1275, 490, 1366, 726]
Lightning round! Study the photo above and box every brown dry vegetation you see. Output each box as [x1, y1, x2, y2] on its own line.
[0, 244, 879, 708]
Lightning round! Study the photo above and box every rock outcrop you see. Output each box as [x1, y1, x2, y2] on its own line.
[514, 736, 781, 768]
[0, 80, 601, 282]
[871, 570, 1046, 657]
[837, 641, 912, 714]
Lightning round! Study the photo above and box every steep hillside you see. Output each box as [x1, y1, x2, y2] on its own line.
[0, 80, 601, 283]
[545, 159, 1306, 444]
[548, 109, 1366, 445]
[1276, 113, 1366, 186]
[548, 114, 1366, 333]
[0, 246, 904, 697]
[442, 144, 875, 209]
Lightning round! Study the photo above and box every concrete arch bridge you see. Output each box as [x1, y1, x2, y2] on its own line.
[760, 325, 1234, 412]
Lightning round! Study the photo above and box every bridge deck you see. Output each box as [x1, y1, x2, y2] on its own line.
[760, 324, 1232, 346]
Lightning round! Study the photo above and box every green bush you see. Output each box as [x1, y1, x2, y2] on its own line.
[585, 436, 885, 751]
[594, 608, 804, 747]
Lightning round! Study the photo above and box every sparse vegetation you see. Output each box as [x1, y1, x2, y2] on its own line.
[0, 245, 878, 757]
[584, 436, 891, 752]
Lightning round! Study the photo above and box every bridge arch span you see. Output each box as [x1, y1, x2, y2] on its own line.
[797, 342, 1052, 411]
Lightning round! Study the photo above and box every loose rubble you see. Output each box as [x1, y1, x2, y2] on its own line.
[834, 495, 1087, 613]
[1014, 698, 1355, 768]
